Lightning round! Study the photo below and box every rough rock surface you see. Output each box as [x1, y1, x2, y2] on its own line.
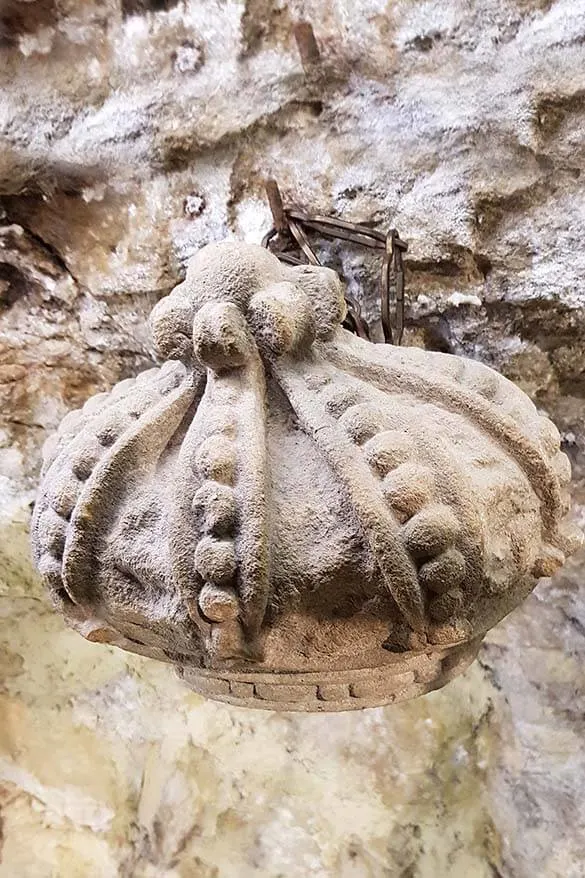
[1, 0, 585, 875]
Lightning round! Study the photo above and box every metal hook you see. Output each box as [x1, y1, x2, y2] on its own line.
[261, 180, 408, 345]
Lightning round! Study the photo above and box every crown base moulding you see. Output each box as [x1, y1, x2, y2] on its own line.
[31, 241, 583, 712]
[179, 639, 482, 711]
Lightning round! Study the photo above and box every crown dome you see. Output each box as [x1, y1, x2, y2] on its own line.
[31, 241, 582, 711]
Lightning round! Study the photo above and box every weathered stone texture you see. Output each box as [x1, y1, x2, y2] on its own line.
[1, 0, 585, 875]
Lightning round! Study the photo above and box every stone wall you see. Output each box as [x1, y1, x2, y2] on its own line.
[1, 1, 585, 875]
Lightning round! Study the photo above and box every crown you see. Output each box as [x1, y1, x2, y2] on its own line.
[31, 241, 582, 711]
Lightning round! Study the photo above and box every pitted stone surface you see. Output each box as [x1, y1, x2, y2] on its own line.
[31, 242, 581, 711]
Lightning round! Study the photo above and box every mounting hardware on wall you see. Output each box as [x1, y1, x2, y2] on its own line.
[262, 180, 408, 344]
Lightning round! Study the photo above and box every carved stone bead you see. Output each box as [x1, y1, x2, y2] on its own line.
[198, 583, 239, 622]
[192, 482, 236, 536]
[194, 537, 237, 585]
[31, 241, 583, 712]
[364, 430, 411, 476]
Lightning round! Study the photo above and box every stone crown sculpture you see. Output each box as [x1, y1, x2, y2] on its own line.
[31, 241, 582, 711]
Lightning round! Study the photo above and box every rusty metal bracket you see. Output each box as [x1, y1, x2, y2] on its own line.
[262, 180, 408, 344]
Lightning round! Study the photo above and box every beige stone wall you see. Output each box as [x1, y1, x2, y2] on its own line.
[1, 1, 585, 875]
